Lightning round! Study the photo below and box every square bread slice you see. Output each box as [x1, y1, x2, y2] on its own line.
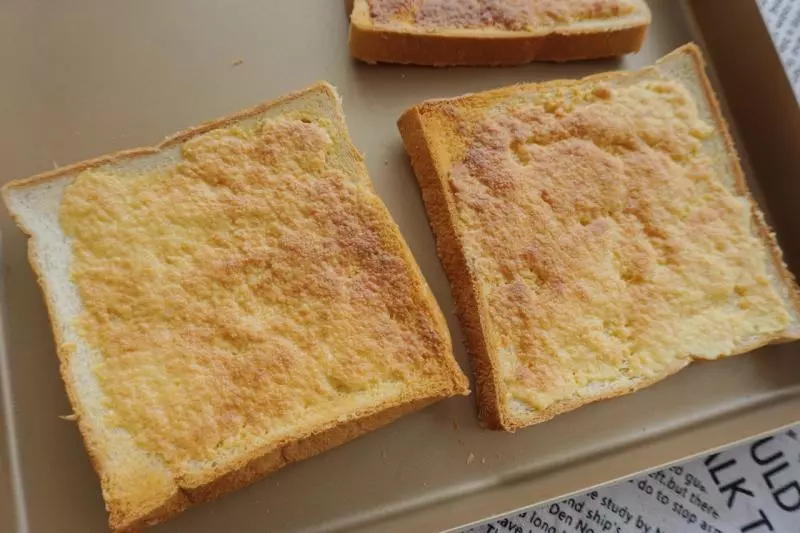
[3, 82, 469, 531]
[347, 0, 651, 66]
[398, 44, 800, 431]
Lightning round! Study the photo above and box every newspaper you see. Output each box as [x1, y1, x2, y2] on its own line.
[467, 427, 800, 533]
[758, 0, 800, 101]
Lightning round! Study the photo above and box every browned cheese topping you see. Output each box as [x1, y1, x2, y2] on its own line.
[369, 0, 637, 30]
[60, 116, 451, 465]
[443, 80, 789, 409]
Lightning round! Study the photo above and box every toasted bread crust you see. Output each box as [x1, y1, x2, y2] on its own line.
[398, 44, 800, 431]
[4, 82, 468, 531]
[350, 22, 648, 66]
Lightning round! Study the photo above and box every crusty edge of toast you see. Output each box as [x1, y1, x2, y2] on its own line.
[4, 83, 358, 193]
[348, 0, 650, 66]
[398, 107, 507, 429]
[398, 43, 800, 431]
[3, 81, 469, 531]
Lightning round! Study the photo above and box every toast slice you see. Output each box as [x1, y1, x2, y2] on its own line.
[3, 82, 469, 531]
[348, 0, 651, 66]
[398, 44, 800, 431]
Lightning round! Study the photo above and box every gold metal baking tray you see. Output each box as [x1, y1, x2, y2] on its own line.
[1, 1, 798, 532]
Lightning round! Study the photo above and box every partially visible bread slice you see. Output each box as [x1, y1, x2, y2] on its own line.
[348, 0, 651, 66]
[3, 82, 469, 531]
[398, 44, 800, 431]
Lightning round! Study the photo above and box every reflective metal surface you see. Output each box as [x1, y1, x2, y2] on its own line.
[0, 1, 797, 532]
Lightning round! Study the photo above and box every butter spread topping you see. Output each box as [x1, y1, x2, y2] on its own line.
[446, 80, 790, 410]
[369, 0, 637, 30]
[60, 116, 449, 465]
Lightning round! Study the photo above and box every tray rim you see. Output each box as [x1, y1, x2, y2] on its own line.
[1, 1, 799, 532]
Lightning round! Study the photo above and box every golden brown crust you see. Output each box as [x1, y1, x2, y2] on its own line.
[348, 0, 649, 66]
[398, 108, 507, 429]
[351, 22, 648, 66]
[118, 394, 444, 531]
[398, 43, 800, 431]
[398, 106, 541, 430]
[3, 81, 468, 531]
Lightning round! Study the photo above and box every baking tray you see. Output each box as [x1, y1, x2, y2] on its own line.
[1, 1, 799, 532]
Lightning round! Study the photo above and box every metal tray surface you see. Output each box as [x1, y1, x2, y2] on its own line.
[1, 1, 798, 532]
